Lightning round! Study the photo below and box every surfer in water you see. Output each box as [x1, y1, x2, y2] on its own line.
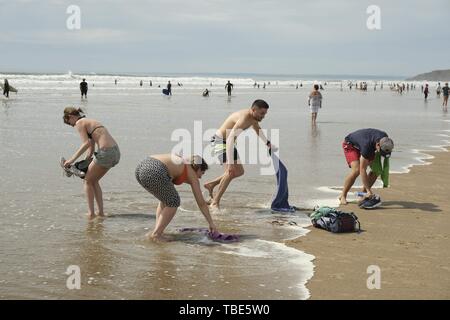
[80, 79, 88, 99]
[225, 81, 233, 96]
[135, 154, 218, 241]
[204, 99, 275, 210]
[3, 79, 10, 98]
[63, 107, 120, 219]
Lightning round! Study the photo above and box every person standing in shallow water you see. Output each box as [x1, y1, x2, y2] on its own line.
[225, 81, 233, 96]
[3, 79, 10, 98]
[424, 84, 429, 100]
[442, 83, 449, 108]
[308, 84, 322, 126]
[80, 79, 88, 99]
[63, 107, 120, 219]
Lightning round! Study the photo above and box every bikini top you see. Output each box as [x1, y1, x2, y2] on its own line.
[173, 164, 188, 185]
[87, 126, 104, 139]
[75, 116, 104, 139]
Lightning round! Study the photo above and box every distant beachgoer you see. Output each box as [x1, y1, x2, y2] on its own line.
[436, 82, 441, 97]
[150, 80, 152, 87]
[63, 107, 120, 219]
[257, 84, 260, 89]
[263, 83, 266, 89]
[135, 154, 218, 241]
[167, 81, 172, 95]
[3, 79, 10, 98]
[114, 79, 117, 85]
[203, 89, 210, 97]
[204, 100, 274, 210]
[140, 80, 143, 87]
[80, 79, 88, 99]
[225, 81, 234, 96]
[442, 83, 449, 107]
[319, 84, 324, 90]
[339, 128, 394, 205]
[424, 84, 429, 100]
[296, 84, 299, 90]
[308, 84, 323, 125]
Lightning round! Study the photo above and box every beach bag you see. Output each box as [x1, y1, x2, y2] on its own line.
[311, 206, 361, 233]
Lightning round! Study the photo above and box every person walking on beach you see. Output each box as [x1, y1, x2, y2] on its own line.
[424, 84, 429, 100]
[436, 82, 441, 97]
[80, 79, 88, 99]
[3, 79, 10, 98]
[135, 154, 218, 241]
[204, 100, 274, 210]
[339, 128, 394, 205]
[225, 81, 234, 96]
[442, 83, 449, 108]
[63, 107, 120, 219]
[308, 84, 323, 126]
[167, 81, 172, 95]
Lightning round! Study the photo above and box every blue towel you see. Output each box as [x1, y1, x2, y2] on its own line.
[270, 153, 296, 213]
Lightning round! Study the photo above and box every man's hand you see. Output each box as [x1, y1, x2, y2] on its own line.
[268, 143, 278, 152]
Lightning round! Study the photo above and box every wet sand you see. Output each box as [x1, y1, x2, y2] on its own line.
[288, 149, 450, 299]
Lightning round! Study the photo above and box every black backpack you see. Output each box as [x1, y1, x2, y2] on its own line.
[311, 207, 361, 233]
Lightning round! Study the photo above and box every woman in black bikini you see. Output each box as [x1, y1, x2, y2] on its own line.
[63, 107, 120, 219]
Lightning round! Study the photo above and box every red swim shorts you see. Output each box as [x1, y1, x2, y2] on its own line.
[342, 141, 360, 167]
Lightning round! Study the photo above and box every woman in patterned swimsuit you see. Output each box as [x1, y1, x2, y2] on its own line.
[135, 154, 218, 241]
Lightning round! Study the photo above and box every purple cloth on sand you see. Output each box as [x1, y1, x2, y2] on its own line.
[178, 227, 240, 243]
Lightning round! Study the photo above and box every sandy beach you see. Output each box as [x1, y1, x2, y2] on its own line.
[288, 148, 450, 299]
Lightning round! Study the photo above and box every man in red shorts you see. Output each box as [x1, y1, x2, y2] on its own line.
[339, 128, 394, 205]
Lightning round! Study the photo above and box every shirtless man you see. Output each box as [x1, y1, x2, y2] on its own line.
[204, 99, 274, 209]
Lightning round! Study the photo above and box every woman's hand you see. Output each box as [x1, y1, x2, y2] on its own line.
[63, 159, 73, 168]
[209, 224, 218, 234]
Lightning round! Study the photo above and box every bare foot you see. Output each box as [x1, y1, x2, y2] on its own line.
[205, 198, 213, 205]
[204, 182, 215, 199]
[96, 212, 107, 218]
[339, 196, 348, 205]
[146, 232, 168, 243]
[87, 213, 96, 220]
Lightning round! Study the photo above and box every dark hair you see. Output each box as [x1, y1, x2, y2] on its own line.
[314, 84, 319, 90]
[190, 155, 208, 172]
[252, 99, 269, 109]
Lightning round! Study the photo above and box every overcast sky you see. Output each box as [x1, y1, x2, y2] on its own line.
[0, 0, 448, 77]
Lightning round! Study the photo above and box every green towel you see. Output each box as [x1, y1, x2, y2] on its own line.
[370, 152, 390, 187]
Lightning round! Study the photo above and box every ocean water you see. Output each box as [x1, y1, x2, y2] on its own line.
[0, 73, 448, 299]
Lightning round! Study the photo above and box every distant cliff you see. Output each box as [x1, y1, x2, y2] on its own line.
[406, 69, 450, 81]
